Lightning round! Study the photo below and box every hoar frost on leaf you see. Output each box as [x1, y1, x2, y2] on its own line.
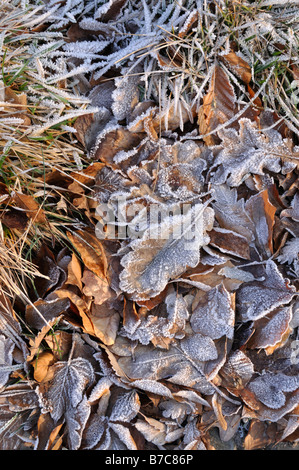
[277, 238, 299, 265]
[119, 201, 214, 300]
[0, 335, 15, 390]
[37, 357, 95, 422]
[122, 290, 189, 345]
[248, 372, 299, 410]
[180, 334, 218, 362]
[190, 285, 235, 340]
[236, 260, 296, 321]
[249, 306, 293, 351]
[210, 118, 298, 187]
[117, 342, 215, 394]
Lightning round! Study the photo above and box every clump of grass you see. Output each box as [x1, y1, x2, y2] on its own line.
[141, 0, 299, 135]
[0, 0, 97, 302]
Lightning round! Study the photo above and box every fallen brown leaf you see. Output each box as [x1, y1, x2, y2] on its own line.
[12, 192, 47, 224]
[27, 315, 63, 362]
[244, 420, 278, 450]
[66, 252, 83, 290]
[1, 208, 28, 231]
[67, 229, 108, 279]
[82, 268, 115, 305]
[220, 52, 251, 84]
[198, 64, 236, 145]
[87, 302, 120, 345]
[33, 350, 56, 382]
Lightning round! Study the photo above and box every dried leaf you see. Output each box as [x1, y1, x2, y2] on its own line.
[208, 227, 250, 259]
[199, 64, 236, 145]
[67, 229, 108, 279]
[122, 289, 189, 347]
[236, 260, 296, 321]
[248, 372, 299, 410]
[91, 126, 143, 167]
[220, 52, 251, 84]
[220, 350, 254, 392]
[66, 252, 82, 290]
[212, 184, 254, 242]
[0, 335, 15, 390]
[36, 413, 63, 450]
[135, 417, 183, 446]
[156, 160, 206, 201]
[281, 192, 299, 222]
[117, 342, 214, 394]
[0, 301, 28, 369]
[130, 379, 172, 398]
[88, 376, 113, 405]
[109, 390, 140, 422]
[190, 285, 235, 340]
[25, 298, 71, 330]
[210, 119, 298, 187]
[277, 238, 299, 264]
[1, 208, 28, 231]
[82, 268, 115, 305]
[212, 394, 227, 431]
[119, 202, 214, 300]
[27, 316, 62, 362]
[245, 189, 276, 256]
[12, 192, 47, 224]
[248, 306, 293, 351]
[38, 357, 95, 422]
[112, 69, 140, 121]
[109, 422, 138, 450]
[65, 395, 91, 449]
[4, 87, 31, 126]
[244, 420, 278, 450]
[88, 303, 120, 345]
[33, 351, 56, 383]
[181, 333, 218, 362]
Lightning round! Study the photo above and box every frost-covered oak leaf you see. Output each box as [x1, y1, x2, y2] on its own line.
[210, 118, 298, 187]
[119, 202, 214, 300]
[277, 238, 299, 264]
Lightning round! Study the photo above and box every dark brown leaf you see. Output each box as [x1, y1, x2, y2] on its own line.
[198, 64, 236, 145]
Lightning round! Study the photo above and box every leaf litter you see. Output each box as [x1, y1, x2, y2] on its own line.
[0, 0, 299, 451]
